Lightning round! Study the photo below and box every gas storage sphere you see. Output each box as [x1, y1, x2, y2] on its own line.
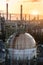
[8, 33, 36, 60]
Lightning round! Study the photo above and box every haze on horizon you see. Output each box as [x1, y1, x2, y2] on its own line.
[0, 0, 43, 19]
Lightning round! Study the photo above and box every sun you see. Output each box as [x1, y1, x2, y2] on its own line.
[31, 10, 39, 16]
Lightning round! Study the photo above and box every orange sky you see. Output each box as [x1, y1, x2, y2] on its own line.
[0, 0, 43, 19]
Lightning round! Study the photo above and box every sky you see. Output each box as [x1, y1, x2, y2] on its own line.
[0, 0, 43, 19]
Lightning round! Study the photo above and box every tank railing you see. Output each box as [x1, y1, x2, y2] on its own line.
[5, 51, 37, 65]
[10, 57, 29, 65]
[8, 52, 37, 65]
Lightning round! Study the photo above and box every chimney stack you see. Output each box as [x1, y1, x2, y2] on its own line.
[6, 3, 8, 20]
[25, 14, 26, 20]
[29, 14, 30, 21]
[37, 15, 39, 21]
[20, 5, 22, 21]
[9, 14, 11, 20]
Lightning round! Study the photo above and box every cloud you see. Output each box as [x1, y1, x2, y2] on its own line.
[23, 0, 40, 2]
[32, 0, 39, 2]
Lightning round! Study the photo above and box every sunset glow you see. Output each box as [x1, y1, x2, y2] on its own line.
[31, 10, 39, 16]
[0, 0, 43, 19]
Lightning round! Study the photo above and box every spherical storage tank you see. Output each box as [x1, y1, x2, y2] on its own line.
[8, 33, 36, 60]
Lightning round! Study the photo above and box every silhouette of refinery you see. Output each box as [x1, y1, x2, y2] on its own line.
[0, 3, 40, 21]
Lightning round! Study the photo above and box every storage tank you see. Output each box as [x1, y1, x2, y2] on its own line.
[8, 33, 36, 60]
